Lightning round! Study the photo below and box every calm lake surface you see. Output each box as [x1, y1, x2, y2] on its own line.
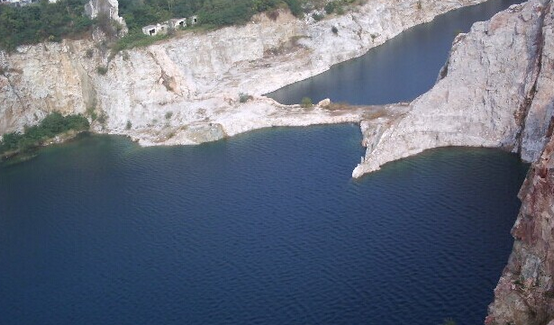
[268, 0, 524, 105]
[0, 1, 528, 324]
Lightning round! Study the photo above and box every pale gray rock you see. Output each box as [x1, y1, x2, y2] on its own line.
[353, 0, 549, 177]
[520, 0, 554, 162]
[0, 0, 489, 145]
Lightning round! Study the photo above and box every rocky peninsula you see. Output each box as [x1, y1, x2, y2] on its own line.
[0, 0, 487, 146]
[348, 0, 554, 323]
[2, 0, 554, 324]
[352, 0, 552, 177]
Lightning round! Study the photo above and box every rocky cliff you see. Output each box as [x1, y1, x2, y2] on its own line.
[3, 0, 554, 323]
[0, 0, 487, 145]
[486, 4, 554, 320]
[487, 135, 554, 324]
[347, 0, 554, 323]
[352, 0, 553, 177]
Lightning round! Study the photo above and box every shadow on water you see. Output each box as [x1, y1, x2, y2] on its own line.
[267, 0, 525, 106]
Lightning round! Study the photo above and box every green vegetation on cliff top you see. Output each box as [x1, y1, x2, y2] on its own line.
[0, 0, 92, 51]
[0, 0, 364, 51]
[119, 0, 363, 31]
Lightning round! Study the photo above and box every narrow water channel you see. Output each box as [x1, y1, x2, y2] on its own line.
[268, 0, 524, 105]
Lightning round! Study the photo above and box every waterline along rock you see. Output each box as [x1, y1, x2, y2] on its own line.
[2, 0, 554, 323]
[352, 0, 550, 177]
[0, 0, 487, 145]
[351, 0, 554, 323]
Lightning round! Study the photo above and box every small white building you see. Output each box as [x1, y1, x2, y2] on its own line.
[142, 23, 169, 36]
[169, 18, 186, 29]
[142, 24, 157, 36]
[142, 16, 198, 36]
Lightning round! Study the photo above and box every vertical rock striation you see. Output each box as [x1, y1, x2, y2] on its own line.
[347, 1, 554, 323]
[0, 0, 489, 145]
[486, 6, 554, 321]
[353, 0, 550, 177]
[487, 134, 554, 323]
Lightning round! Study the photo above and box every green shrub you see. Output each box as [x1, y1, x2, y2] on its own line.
[312, 13, 324, 21]
[324, 2, 337, 14]
[0, 112, 89, 155]
[86, 105, 97, 119]
[331, 26, 338, 34]
[97, 113, 107, 125]
[97, 66, 108, 75]
[125, 120, 132, 130]
[239, 93, 252, 103]
[165, 112, 173, 120]
[111, 32, 169, 54]
[300, 97, 313, 108]
[0, 0, 93, 51]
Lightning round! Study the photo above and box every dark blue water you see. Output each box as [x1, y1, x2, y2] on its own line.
[268, 0, 525, 105]
[0, 129, 527, 325]
[0, 1, 529, 324]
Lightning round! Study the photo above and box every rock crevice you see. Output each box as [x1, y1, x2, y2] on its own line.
[347, 1, 554, 323]
[353, 0, 552, 178]
[0, 0, 489, 145]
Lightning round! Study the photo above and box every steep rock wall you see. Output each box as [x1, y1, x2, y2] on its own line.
[0, 0, 487, 145]
[346, 1, 554, 323]
[487, 132, 554, 325]
[486, 6, 554, 320]
[352, 0, 549, 177]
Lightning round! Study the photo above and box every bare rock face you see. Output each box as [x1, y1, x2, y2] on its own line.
[0, 0, 488, 145]
[520, 0, 554, 162]
[347, 1, 554, 323]
[486, 131, 554, 325]
[353, 0, 549, 177]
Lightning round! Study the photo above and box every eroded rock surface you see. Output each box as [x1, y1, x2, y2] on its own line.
[353, 0, 550, 177]
[486, 131, 554, 325]
[0, 0, 487, 145]
[348, 1, 554, 323]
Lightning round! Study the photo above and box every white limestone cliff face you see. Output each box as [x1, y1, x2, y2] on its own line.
[345, 3, 554, 322]
[0, 0, 487, 145]
[353, 0, 550, 178]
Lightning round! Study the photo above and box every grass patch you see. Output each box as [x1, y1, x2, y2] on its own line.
[301, 97, 313, 108]
[0, 112, 90, 158]
[111, 32, 170, 54]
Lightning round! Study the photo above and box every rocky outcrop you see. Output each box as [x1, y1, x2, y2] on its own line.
[486, 132, 554, 325]
[346, 0, 554, 323]
[353, 0, 550, 177]
[485, 6, 554, 320]
[0, 0, 487, 145]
